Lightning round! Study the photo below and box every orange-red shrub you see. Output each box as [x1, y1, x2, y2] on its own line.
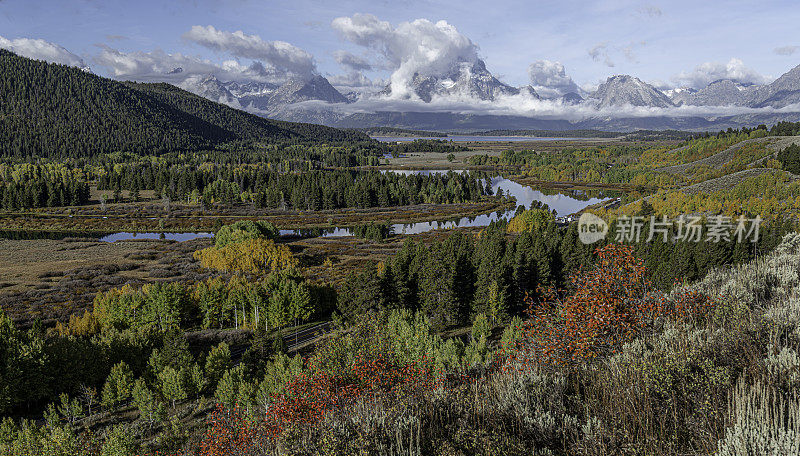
[198, 342, 436, 453]
[506, 243, 715, 367]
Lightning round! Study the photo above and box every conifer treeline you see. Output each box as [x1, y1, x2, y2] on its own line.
[337, 219, 789, 328]
[777, 143, 800, 174]
[97, 166, 487, 209]
[0, 164, 89, 209]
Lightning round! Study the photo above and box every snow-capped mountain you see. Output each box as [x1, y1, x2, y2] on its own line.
[222, 81, 278, 98]
[519, 85, 542, 99]
[664, 87, 697, 106]
[184, 75, 236, 104]
[177, 61, 800, 132]
[590, 75, 674, 108]
[560, 92, 584, 105]
[386, 59, 524, 102]
[266, 75, 349, 106]
[182, 74, 349, 112]
[342, 91, 361, 103]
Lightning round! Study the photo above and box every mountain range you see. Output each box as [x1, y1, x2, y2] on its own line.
[0, 50, 370, 158]
[179, 56, 800, 132]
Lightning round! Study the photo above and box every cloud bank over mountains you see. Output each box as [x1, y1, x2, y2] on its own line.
[331, 14, 482, 100]
[672, 58, 768, 89]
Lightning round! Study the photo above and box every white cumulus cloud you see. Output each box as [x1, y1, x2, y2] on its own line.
[0, 35, 89, 70]
[671, 58, 768, 89]
[527, 60, 580, 98]
[331, 13, 479, 99]
[94, 45, 279, 83]
[183, 25, 316, 78]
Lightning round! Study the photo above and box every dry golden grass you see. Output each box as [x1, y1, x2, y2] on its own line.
[0, 237, 215, 327]
[0, 239, 150, 291]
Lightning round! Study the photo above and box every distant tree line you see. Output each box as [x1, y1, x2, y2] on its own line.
[359, 127, 448, 137]
[352, 222, 393, 241]
[470, 129, 623, 138]
[0, 163, 89, 209]
[97, 166, 488, 210]
[389, 139, 469, 155]
[681, 122, 800, 143]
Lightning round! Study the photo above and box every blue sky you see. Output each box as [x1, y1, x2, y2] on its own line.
[2, 0, 799, 91]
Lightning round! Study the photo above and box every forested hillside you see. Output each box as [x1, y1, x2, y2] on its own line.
[0, 50, 370, 158]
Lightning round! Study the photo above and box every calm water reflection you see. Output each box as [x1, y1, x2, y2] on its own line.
[94, 174, 610, 241]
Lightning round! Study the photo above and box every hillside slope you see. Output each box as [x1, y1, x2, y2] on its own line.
[656, 136, 800, 175]
[654, 167, 800, 197]
[0, 50, 369, 158]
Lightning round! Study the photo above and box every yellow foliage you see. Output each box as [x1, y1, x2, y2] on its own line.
[611, 170, 800, 220]
[53, 310, 101, 337]
[194, 238, 298, 274]
[507, 208, 554, 233]
[92, 283, 137, 326]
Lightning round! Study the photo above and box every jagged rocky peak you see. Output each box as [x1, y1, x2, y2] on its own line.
[222, 80, 278, 98]
[664, 87, 697, 106]
[267, 74, 349, 105]
[343, 91, 361, 103]
[560, 92, 583, 105]
[520, 85, 541, 99]
[186, 74, 235, 103]
[591, 74, 674, 108]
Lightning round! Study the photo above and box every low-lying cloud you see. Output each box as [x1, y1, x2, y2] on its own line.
[262, 89, 800, 126]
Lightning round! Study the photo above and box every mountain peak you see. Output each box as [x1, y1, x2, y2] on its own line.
[267, 75, 349, 106]
[684, 79, 757, 106]
[748, 63, 800, 108]
[591, 75, 674, 108]
[184, 74, 235, 104]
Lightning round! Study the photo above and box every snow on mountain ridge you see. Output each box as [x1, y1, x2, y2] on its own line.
[590, 75, 674, 108]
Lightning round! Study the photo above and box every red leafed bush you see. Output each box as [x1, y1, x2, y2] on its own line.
[265, 348, 433, 435]
[506, 244, 715, 367]
[198, 340, 436, 454]
[199, 406, 267, 456]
